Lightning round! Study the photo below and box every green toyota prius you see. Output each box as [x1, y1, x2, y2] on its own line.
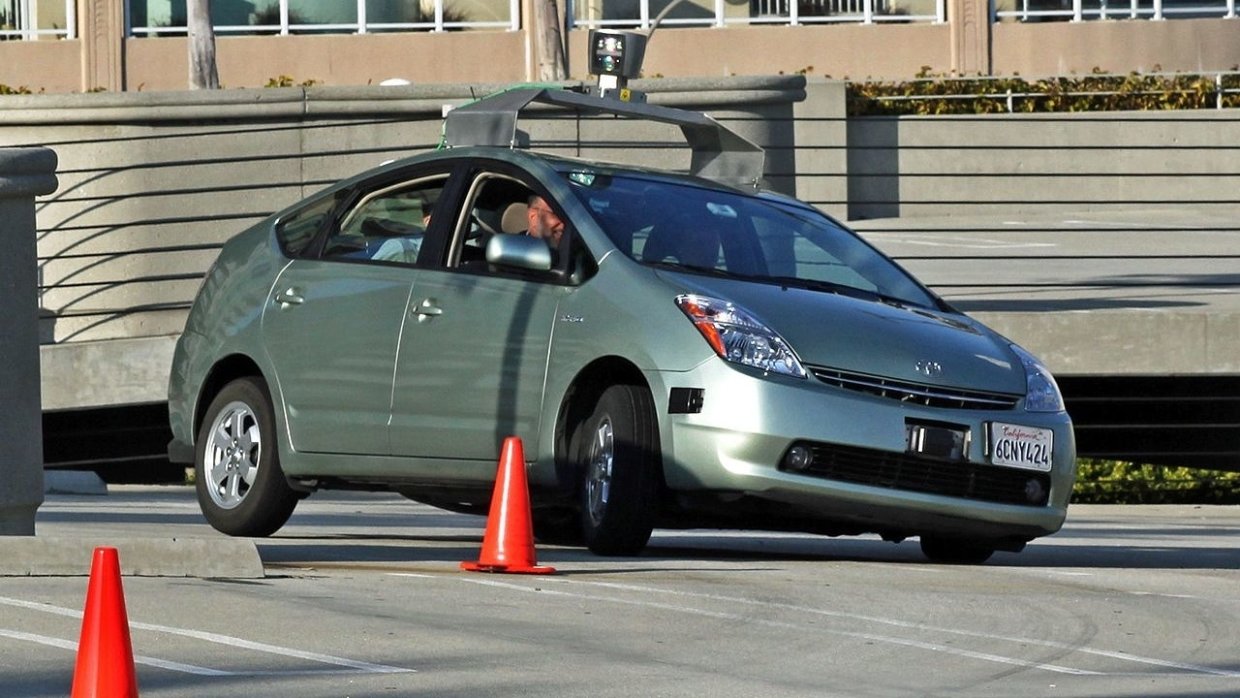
[167, 87, 1076, 564]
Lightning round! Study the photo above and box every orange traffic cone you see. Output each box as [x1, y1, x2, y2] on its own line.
[461, 436, 556, 575]
[71, 547, 139, 698]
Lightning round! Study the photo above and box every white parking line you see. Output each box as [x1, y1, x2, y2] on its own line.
[395, 573, 1240, 679]
[0, 595, 414, 676]
[392, 573, 1097, 676]
[558, 578, 1240, 679]
[0, 628, 231, 676]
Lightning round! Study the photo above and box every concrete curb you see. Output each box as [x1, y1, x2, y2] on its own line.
[0, 537, 265, 578]
[43, 470, 109, 496]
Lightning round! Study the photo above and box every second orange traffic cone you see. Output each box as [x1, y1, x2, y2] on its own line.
[71, 546, 139, 698]
[461, 436, 556, 575]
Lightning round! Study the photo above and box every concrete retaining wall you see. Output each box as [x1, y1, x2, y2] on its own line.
[846, 110, 1240, 220]
[0, 77, 806, 410]
[3, 76, 1238, 413]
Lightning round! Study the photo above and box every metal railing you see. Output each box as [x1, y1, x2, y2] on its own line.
[126, 0, 520, 37]
[994, 0, 1237, 21]
[569, 0, 945, 27]
[0, 0, 75, 40]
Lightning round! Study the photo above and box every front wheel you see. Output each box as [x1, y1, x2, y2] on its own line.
[195, 376, 299, 537]
[919, 536, 997, 565]
[574, 384, 659, 556]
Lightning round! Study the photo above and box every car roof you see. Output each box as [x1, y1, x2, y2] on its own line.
[347, 145, 754, 198]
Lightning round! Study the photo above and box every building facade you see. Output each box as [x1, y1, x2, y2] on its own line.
[2, 0, 1240, 93]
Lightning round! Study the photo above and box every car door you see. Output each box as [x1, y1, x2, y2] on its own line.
[388, 170, 568, 469]
[261, 169, 452, 456]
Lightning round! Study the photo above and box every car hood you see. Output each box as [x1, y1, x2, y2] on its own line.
[659, 271, 1026, 394]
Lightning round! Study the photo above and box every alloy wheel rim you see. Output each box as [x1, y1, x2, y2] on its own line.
[204, 401, 262, 510]
[585, 417, 614, 526]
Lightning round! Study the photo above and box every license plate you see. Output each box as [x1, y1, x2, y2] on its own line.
[988, 422, 1054, 472]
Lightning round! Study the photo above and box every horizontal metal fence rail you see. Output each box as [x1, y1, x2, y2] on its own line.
[125, 0, 521, 35]
[568, 0, 946, 26]
[994, 0, 1238, 21]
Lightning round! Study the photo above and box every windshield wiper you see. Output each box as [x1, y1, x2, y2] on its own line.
[762, 275, 866, 298]
[645, 260, 741, 279]
[763, 275, 930, 310]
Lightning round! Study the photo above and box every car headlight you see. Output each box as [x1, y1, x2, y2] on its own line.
[675, 294, 806, 378]
[1011, 344, 1064, 413]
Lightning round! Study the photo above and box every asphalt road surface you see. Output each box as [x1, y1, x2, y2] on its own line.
[3, 487, 1238, 697]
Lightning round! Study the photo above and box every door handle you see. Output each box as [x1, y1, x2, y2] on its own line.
[412, 298, 443, 322]
[275, 288, 304, 308]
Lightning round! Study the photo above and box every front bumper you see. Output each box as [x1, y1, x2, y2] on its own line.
[647, 359, 1076, 541]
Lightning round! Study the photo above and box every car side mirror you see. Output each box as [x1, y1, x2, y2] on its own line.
[485, 233, 553, 272]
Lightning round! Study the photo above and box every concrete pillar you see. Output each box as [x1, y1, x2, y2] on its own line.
[0, 148, 58, 535]
[79, 0, 126, 92]
[948, 0, 992, 76]
[792, 78, 849, 220]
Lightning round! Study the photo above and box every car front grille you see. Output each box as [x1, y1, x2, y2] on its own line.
[807, 365, 1021, 411]
[787, 441, 1051, 507]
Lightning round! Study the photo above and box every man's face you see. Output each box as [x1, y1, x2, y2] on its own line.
[527, 197, 565, 247]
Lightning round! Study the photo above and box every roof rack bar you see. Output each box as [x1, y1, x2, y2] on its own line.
[442, 87, 766, 188]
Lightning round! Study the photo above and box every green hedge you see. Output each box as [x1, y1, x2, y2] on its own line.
[848, 67, 1240, 116]
[1072, 460, 1240, 504]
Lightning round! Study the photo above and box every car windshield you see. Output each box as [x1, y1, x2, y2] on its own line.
[563, 172, 940, 309]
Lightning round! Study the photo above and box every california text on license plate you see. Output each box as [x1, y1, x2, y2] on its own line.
[988, 422, 1054, 472]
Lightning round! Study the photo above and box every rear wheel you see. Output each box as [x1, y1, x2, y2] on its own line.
[574, 384, 659, 556]
[195, 376, 299, 537]
[919, 536, 997, 565]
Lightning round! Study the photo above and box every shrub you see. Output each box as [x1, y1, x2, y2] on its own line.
[264, 75, 320, 88]
[848, 67, 1240, 116]
[1072, 460, 1240, 504]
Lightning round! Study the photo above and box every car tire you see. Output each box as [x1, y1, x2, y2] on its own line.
[195, 376, 299, 537]
[575, 384, 659, 556]
[919, 536, 997, 565]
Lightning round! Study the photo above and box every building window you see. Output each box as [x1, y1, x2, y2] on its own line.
[567, 0, 945, 26]
[126, 0, 519, 36]
[0, 0, 75, 40]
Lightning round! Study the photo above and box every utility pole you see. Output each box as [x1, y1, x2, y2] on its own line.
[534, 0, 568, 81]
[188, 0, 220, 89]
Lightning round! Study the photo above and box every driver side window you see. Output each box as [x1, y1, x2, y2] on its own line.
[450, 174, 540, 270]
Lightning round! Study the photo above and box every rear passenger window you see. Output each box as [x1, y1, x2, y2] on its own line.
[323, 175, 448, 266]
[275, 192, 345, 257]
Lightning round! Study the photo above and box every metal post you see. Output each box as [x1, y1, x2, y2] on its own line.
[0, 148, 58, 536]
